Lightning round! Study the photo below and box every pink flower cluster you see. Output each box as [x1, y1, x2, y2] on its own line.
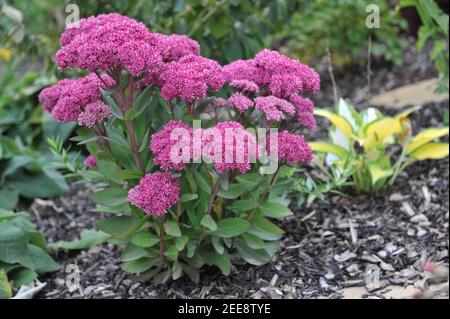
[160, 55, 224, 101]
[290, 95, 316, 129]
[57, 13, 162, 76]
[157, 34, 201, 62]
[150, 121, 258, 173]
[270, 131, 313, 164]
[128, 172, 180, 216]
[38, 73, 114, 125]
[202, 121, 258, 173]
[78, 101, 112, 128]
[84, 155, 97, 168]
[227, 92, 253, 114]
[254, 96, 295, 121]
[223, 49, 319, 125]
[150, 120, 192, 172]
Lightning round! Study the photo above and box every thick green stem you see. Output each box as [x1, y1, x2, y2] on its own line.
[159, 215, 166, 258]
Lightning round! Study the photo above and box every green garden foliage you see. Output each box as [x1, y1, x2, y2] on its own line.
[0, 209, 59, 298]
[273, 0, 408, 68]
[398, 0, 449, 93]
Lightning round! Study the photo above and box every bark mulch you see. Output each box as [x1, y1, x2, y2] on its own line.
[32, 42, 449, 299]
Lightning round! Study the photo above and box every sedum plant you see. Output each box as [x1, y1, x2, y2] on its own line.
[39, 13, 319, 283]
[311, 99, 449, 193]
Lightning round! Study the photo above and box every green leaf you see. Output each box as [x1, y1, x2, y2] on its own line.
[259, 202, 293, 219]
[163, 245, 179, 261]
[97, 215, 142, 237]
[11, 268, 38, 288]
[8, 170, 69, 198]
[181, 263, 199, 283]
[200, 215, 217, 231]
[0, 223, 29, 266]
[227, 200, 258, 213]
[131, 232, 159, 248]
[235, 173, 262, 188]
[90, 188, 128, 207]
[200, 251, 231, 275]
[0, 269, 12, 299]
[243, 234, 265, 249]
[0, 188, 19, 210]
[213, 218, 249, 238]
[97, 160, 122, 184]
[26, 245, 60, 273]
[211, 236, 225, 255]
[121, 244, 150, 262]
[180, 194, 198, 202]
[193, 170, 211, 193]
[164, 221, 182, 237]
[218, 183, 248, 199]
[175, 236, 189, 251]
[125, 86, 153, 120]
[248, 216, 284, 241]
[122, 257, 155, 274]
[49, 229, 110, 251]
[234, 239, 271, 266]
[101, 89, 123, 119]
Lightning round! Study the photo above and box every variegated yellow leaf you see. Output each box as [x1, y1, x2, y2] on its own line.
[395, 106, 421, 120]
[368, 163, 393, 185]
[410, 142, 449, 161]
[309, 142, 348, 158]
[363, 118, 402, 150]
[314, 109, 354, 138]
[406, 127, 449, 154]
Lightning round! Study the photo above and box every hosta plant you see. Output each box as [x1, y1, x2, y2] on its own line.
[311, 99, 449, 193]
[39, 13, 319, 283]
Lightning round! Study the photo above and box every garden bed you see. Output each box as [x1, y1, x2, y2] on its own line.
[29, 42, 449, 299]
[33, 107, 448, 299]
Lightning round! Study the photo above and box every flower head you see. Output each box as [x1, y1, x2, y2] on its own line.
[150, 120, 192, 171]
[157, 34, 201, 62]
[57, 13, 162, 76]
[223, 49, 320, 98]
[84, 155, 97, 168]
[128, 172, 180, 216]
[269, 131, 313, 164]
[253, 49, 320, 96]
[290, 95, 316, 129]
[202, 121, 257, 173]
[160, 55, 224, 101]
[78, 101, 113, 127]
[229, 80, 259, 92]
[255, 96, 295, 122]
[39, 73, 114, 124]
[222, 59, 261, 84]
[227, 92, 253, 114]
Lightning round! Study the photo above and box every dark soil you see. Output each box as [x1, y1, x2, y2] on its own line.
[32, 44, 449, 299]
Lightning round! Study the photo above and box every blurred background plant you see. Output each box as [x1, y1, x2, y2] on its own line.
[271, 0, 409, 69]
[311, 99, 449, 193]
[398, 0, 449, 93]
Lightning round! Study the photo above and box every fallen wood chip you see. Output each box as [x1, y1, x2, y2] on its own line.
[369, 78, 449, 109]
[334, 251, 357, 263]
